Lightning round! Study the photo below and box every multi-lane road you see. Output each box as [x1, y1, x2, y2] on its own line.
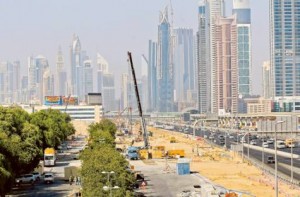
[158, 123, 300, 184]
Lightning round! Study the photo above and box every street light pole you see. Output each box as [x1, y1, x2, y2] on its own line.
[275, 121, 285, 197]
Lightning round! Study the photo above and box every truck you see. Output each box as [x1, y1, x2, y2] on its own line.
[285, 139, 296, 148]
[126, 146, 139, 160]
[276, 140, 286, 149]
[44, 148, 56, 166]
[64, 166, 80, 181]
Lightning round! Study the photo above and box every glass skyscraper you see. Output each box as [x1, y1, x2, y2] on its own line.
[157, 7, 174, 112]
[233, 0, 252, 96]
[270, 0, 300, 99]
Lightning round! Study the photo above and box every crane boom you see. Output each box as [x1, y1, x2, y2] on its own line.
[127, 52, 149, 148]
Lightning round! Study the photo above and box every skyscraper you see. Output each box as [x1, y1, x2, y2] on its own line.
[56, 47, 67, 96]
[262, 61, 273, 99]
[12, 61, 21, 103]
[197, 0, 210, 113]
[70, 34, 84, 100]
[270, 0, 300, 99]
[215, 15, 238, 114]
[28, 55, 49, 103]
[83, 59, 93, 97]
[102, 73, 116, 111]
[141, 55, 148, 111]
[121, 73, 129, 110]
[157, 6, 174, 112]
[233, 0, 252, 96]
[209, 0, 225, 114]
[174, 28, 195, 103]
[147, 40, 157, 112]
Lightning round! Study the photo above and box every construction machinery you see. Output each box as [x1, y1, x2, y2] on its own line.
[127, 52, 149, 149]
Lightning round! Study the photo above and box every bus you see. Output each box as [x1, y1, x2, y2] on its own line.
[44, 148, 56, 166]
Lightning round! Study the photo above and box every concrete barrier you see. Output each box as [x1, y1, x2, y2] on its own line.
[243, 144, 300, 158]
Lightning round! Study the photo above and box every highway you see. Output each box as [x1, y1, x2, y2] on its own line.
[160, 123, 300, 184]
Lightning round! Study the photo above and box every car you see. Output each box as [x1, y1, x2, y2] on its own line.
[44, 173, 54, 184]
[250, 140, 257, 145]
[209, 135, 214, 140]
[73, 153, 80, 160]
[218, 135, 225, 140]
[15, 174, 35, 185]
[262, 142, 269, 148]
[204, 135, 208, 139]
[267, 139, 274, 144]
[267, 156, 275, 164]
[32, 172, 42, 181]
[229, 135, 234, 139]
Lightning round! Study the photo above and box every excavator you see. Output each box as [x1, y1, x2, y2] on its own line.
[127, 52, 149, 149]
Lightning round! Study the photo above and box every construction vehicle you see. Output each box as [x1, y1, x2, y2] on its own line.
[285, 138, 296, 148]
[167, 150, 185, 158]
[127, 52, 149, 149]
[152, 146, 165, 159]
[170, 136, 177, 143]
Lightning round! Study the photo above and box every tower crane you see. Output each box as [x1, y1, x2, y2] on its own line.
[127, 52, 149, 148]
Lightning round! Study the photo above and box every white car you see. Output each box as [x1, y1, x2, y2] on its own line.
[250, 140, 257, 145]
[32, 172, 41, 181]
[267, 139, 274, 144]
[44, 173, 54, 184]
[15, 174, 35, 185]
[262, 142, 269, 148]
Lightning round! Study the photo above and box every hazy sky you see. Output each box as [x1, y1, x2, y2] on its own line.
[0, 0, 269, 95]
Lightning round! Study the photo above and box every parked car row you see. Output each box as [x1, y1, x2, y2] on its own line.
[15, 172, 55, 186]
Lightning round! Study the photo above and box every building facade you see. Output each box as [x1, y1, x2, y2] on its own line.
[157, 7, 174, 112]
[197, 1, 210, 113]
[70, 34, 84, 100]
[270, 0, 300, 100]
[215, 15, 238, 114]
[174, 28, 195, 104]
[148, 40, 157, 112]
[233, 0, 252, 96]
[262, 61, 273, 99]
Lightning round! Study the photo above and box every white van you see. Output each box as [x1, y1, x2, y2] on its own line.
[276, 140, 286, 149]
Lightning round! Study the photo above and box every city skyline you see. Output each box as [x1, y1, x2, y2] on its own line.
[0, 0, 269, 96]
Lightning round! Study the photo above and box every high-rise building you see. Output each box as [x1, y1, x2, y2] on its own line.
[83, 59, 93, 97]
[157, 6, 174, 112]
[262, 61, 273, 99]
[214, 15, 238, 114]
[28, 55, 49, 103]
[102, 73, 116, 111]
[56, 47, 67, 96]
[174, 28, 195, 103]
[12, 61, 21, 103]
[70, 34, 84, 100]
[42, 67, 54, 101]
[233, 0, 252, 96]
[121, 73, 129, 110]
[197, 1, 210, 114]
[148, 40, 157, 112]
[270, 0, 300, 99]
[209, 0, 225, 114]
[0, 61, 13, 103]
[21, 76, 28, 103]
[141, 55, 148, 111]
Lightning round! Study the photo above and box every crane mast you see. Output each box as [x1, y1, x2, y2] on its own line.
[127, 52, 149, 148]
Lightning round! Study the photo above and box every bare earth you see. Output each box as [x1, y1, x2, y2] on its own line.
[147, 127, 300, 197]
[71, 120, 300, 196]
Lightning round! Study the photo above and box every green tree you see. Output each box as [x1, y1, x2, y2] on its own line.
[0, 106, 42, 196]
[30, 109, 75, 150]
[81, 119, 134, 196]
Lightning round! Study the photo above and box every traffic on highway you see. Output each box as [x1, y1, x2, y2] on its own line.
[152, 121, 300, 185]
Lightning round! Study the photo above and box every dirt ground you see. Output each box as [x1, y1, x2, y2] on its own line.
[72, 120, 300, 196]
[147, 127, 300, 197]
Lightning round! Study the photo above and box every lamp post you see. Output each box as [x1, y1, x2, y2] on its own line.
[102, 171, 118, 197]
[275, 120, 285, 197]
